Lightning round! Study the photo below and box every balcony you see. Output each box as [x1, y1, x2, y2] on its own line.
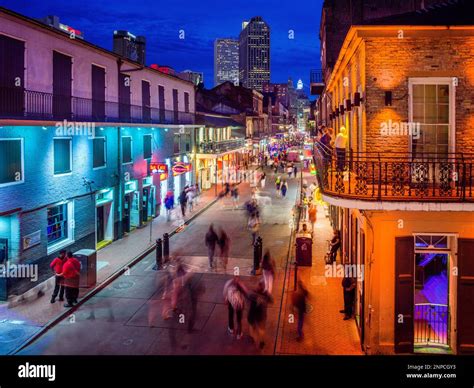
[314, 141, 474, 202]
[310, 69, 324, 96]
[0, 87, 195, 125]
[197, 139, 246, 154]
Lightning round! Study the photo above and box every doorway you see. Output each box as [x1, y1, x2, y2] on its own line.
[414, 252, 450, 350]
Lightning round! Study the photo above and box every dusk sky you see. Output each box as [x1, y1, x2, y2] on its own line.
[0, 0, 323, 92]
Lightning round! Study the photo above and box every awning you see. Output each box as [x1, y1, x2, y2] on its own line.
[196, 114, 244, 129]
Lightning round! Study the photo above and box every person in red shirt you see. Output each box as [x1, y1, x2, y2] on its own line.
[50, 250, 66, 303]
[58, 251, 81, 307]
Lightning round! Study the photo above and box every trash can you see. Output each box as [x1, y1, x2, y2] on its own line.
[74, 249, 97, 288]
[296, 234, 312, 267]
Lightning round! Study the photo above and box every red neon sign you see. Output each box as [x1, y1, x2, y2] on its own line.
[150, 163, 168, 181]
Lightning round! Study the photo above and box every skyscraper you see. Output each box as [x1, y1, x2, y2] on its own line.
[214, 38, 239, 86]
[239, 16, 270, 91]
[113, 30, 146, 65]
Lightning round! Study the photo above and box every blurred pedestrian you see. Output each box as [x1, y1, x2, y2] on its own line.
[205, 224, 219, 269]
[50, 250, 66, 303]
[179, 189, 187, 218]
[291, 280, 308, 341]
[223, 275, 246, 339]
[260, 172, 266, 189]
[231, 184, 239, 209]
[293, 164, 298, 177]
[247, 213, 260, 246]
[308, 204, 317, 232]
[281, 180, 288, 198]
[164, 191, 174, 221]
[59, 251, 81, 307]
[186, 186, 195, 213]
[275, 176, 281, 196]
[260, 250, 276, 295]
[247, 281, 272, 349]
[218, 228, 230, 272]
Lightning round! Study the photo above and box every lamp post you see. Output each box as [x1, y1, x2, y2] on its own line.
[299, 151, 304, 201]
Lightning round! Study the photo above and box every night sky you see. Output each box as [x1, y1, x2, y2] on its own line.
[0, 0, 322, 92]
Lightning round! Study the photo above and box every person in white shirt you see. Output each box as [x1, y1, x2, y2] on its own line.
[335, 126, 348, 171]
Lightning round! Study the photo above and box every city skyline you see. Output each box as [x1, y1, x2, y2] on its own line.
[0, 0, 322, 93]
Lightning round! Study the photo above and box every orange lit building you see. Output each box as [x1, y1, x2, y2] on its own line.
[314, 4, 474, 355]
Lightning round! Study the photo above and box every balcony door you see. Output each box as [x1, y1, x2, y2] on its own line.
[0, 34, 25, 116]
[141, 80, 151, 122]
[53, 51, 72, 119]
[91, 64, 106, 121]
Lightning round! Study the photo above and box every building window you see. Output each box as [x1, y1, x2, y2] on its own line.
[143, 134, 152, 159]
[173, 134, 180, 154]
[93, 137, 106, 169]
[53, 138, 72, 175]
[184, 92, 190, 113]
[0, 138, 23, 186]
[122, 136, 132, 164]
[185, 134, 191, 152]
[47, 203, 68, 245]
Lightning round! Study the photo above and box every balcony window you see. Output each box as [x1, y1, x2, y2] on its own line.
[0, 138, 23, 186]
[53, 138, 72, 175]
[173, 134, 180, 154]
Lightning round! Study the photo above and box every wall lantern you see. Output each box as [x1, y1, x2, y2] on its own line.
[354, 92, 363, 107]
[339, 104, 345, 115]
[385, 91, 392, 106]
[345, 99, 352, 112]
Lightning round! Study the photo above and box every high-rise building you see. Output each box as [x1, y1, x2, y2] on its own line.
[178, 70, 204, 86]
[214, 39, 239, 86]
[38, 15, 84, 39]
[239, 16, 270, 91]
[113, 30, 146, 65]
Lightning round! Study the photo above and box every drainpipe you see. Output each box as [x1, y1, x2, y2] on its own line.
[117, 125, 124, 239]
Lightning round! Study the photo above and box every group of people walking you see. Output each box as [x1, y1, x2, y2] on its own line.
[164, 184, 200, 222]
[205, 224, 230, 271]
[50, 250, 81, 308]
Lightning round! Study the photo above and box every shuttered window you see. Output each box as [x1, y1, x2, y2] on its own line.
[122, 136, 132, 164]
[143, 134, 152, 160]
[53, 138, 72, 175]
[93, 137, 106, 168]
[0, 139, 23, 185]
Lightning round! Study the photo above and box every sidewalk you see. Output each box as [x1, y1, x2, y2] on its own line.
[275, 199, 363, 355]
[0, 173, 255, 355]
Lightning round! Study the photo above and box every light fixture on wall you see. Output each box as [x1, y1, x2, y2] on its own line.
[354, 92, 363, 107]
[385, 91, 392, 106]
[346, 99, 352, 112]
[339, 104, 345, 115]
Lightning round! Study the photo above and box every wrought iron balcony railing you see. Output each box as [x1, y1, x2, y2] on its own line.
[0, 86, 195, 125]
[314, 141, 474, 202]
[198, 139, 246, 154]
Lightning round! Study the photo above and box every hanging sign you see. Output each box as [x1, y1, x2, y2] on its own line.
[172, 162, 192, 176]
[150, 162, 168, 181]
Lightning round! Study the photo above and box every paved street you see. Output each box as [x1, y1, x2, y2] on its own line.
[17, 168, 299, 355]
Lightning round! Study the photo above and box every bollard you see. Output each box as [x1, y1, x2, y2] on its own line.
[163, 233, 170, 262]
[251, 238, 261, 275]
[154, 238, 163, 270]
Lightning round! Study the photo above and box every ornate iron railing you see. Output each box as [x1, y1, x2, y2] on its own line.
[198, 139, 246, 154]
[414, 303, 449, 346]
[0, 86, 195, 125]
[314, 141, 474, 202]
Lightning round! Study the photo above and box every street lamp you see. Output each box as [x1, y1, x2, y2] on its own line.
[299, 151, 304, 201]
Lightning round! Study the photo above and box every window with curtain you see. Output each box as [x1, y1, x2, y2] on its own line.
[0, 139, 22, 185]
[53, 138, 72, 175]
[93, 137, 106, 168]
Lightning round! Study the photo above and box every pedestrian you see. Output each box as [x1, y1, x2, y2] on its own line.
[50, 249, 66, 303]
[281, 180, 288, 198]
[293, 164, 298, 177]
[224, 182, 231, 197]
[275, 176, 281, 196]
[287, 164, 293, 178]
[59, 251, 81, 307]
[194, 183, 200, 205]
[247, 281, 272, 349]
[231, 184, 239, 209]
[164, 191, 174, 221]
[218, 228, 230, 271]
[329, 229, 341, 263]
[335, 126, 348, 171]
[205, 224, 219, 269]
[341, 276, 356, 320]
[260, 249, 276, 295]
[186, 186, 195, 213]
[291, 280, 309, 341]
[308, 203, 317, 232]
[223, 275, 246, 339]
[260, 172, 266, 190]
[247, 213, 260, 246]
[179, 189, 187, 218]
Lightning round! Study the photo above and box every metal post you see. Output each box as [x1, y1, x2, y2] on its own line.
[163, 233, 170, 262]
[294, 261, 298, 291]
[154, 238, 163, 270]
